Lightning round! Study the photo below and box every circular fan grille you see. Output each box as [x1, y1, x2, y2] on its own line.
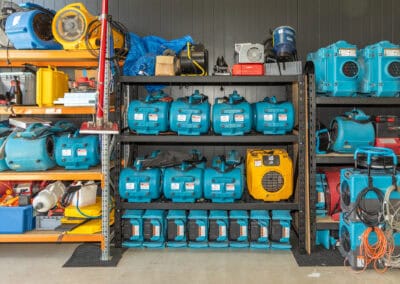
[341, 180, 350, 206]
[388, 61, 400, 77]
[341, 226, 351, 253]
[342, 61, 358, 77]
[33, 13, 53, 41]
[55, 10, 86, 42]
[330, 121, 338, 145]
[247, 46, 262, 62]
[261, 171, 284, 192]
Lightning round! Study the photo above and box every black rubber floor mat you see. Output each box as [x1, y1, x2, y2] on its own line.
[63, 244, 126, 267]
[292, 245, 346, 267]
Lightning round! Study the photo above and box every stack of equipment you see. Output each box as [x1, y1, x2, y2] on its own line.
[121, 210, 144, 248]
[249, 210, 270, 249]
[188, 210, 208, 248]
[232, 43, 264, 76]
[270, 210, 292, 249]
[229, 210, 249, 248]
[208, 210, 229, 248]
[142, 210, 166, 248]
[166, 210, 187, 248]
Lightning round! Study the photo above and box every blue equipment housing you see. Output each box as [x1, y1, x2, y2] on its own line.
[249, 210, 270, 249]
[208, 210, 229, 248]
[5, 6, 61, 50]
[122, 210, 144, 248]
[316, 229, 337, 250]
[127, 91, 171, 135]
[315, 173, 327, 215]
[54, 131, 100, 170]
[330, 109, 375, 153]
[166, 210, 187, 248]
[142, 210, 166, 248]
[270, 210, 292, 249]
[229, 210, 249, 248]
[204, 150, 244, 203]
[307, 40, 359, 96]
[188, 210, 208, 248]
[212, 91, 252, 136]
[358, 41, 400, 97]
[272, 26, 297, 60]
[169, 90, 210, 135]
[119, 151, 162, 203]
[0, 126, 12, 171]
[253, 96, 295, 135]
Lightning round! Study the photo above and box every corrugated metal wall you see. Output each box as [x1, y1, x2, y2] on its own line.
[15, 0, 400, 64]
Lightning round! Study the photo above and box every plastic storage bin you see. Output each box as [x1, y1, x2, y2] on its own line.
[36, 66, 68, 107]
[0, 205, 35, 233]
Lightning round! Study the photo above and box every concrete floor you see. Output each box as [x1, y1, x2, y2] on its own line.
[1, 244, 400, 284]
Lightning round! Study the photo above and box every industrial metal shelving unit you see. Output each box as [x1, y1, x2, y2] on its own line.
[115, 75, 308, 253]
[307, 74, 400, 249]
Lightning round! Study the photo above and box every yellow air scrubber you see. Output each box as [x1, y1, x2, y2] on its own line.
[246, 149, 293, 201]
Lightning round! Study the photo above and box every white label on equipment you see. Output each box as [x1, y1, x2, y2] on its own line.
[62, 149, 72, 157]
[171, 183, 180, 190]
[240, 225, 247, 237]
[199, 225, 205, 237]
[177, 114, 187, 122]
[126, 183, 135, 190]
[283, 227, 290, 238]
[77, 149, 87, 156]
[211, 184, 221, 191]
[133, 225, 139, 236]
[220, 225, 226, 237]
[185, 182, 195, 190]
[384, 49, 400, 56]
[153, 225, 160, 237]
[134, 113, 144, 121]
[318, 192, 325, 203]
[177, 225, 184, 236]
[254, 160, 262, 167]
[220, 115, 229, 123]
[148, 114, 158, 121]
[261, 227, 268, 238]
[140, 182, 150, 190]
[191, 115, 201, 123]
[278, 114, 288, 121]
[12, 15, 21, 26]
[226, 183, 235, 191]
[338, 48, 356, 57]
[379, 138, 397, 144]
[357, 256, 365, 268]
[264, 114, 273, 121]
[234, 114, 244, 122]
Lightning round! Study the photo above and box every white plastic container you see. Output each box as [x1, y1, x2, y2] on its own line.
[71, 181, 97, 207]
[32, 181, 66, 213]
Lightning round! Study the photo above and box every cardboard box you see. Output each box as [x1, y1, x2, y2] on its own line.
[155, 56, 177, 76]
[74, 69, 98, 80]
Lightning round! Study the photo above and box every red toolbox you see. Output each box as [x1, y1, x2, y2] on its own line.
[232, 63, 264, 76]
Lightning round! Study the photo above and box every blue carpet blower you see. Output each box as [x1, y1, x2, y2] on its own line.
[142, 210, 166, 248]
[270, 210, 292, 249]
[212, 91, 252, 136]
[127, 90, 172, 135]
[229, 210, 249, 248]
[249, 210, 270, 249]
[329, 109, 375, 153]
[188, 210, 208, 248]
[166, 210, 187, 248]
[208, 210, 229, 248]
[119, 151, 162, 203]
[358, 41, 400, 97]
[204, 150, 244, 203]
[307, 41, 359, 96]
[169, 90, 210, 135]
[122, 210, 144, 248]
[253, 96, 295, 135]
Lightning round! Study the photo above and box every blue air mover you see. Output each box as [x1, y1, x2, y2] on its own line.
[229, 210, 249, 248]
[249, 210, 270, 249]
[127, 90, 171, 135]
[169, 90, 210, 135]
[208, 210, 229, 248]
[119, 151, 162, 203]
[315, 173, 327, 216]
[54, 131, 100, 170]
[121, 210, 144, 248]
[330, 109, 375, 153]
[5, 4, 61, 50]
[270, 210, 292, 249]
[188, 210, 208, 248]
[0, 126, 12, 171]
[340, 147, 400, 223]
[212, 91, 252, 136]
[358, 41, 400, 97]
[166, 210, 187, 248]
[253, 96, 295, 135]
[307, 41, 359, 96]
[142, 210, 166, 248]
[272, 26, 297, 60]
[316, 229, 337, 250]
[204, 150, 244, 203]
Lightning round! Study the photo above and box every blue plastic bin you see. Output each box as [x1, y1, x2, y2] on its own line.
[0, 205, 35, 233]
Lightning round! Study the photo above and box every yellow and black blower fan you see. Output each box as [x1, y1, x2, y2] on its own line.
[52, 2, 126, 54]
[246, 149, 293, 201]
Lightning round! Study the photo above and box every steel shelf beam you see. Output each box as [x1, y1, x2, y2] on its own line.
[122, 202, 299, 210]
[316, 96, 400, 105]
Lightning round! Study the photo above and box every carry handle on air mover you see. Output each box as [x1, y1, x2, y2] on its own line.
[354, 146, 397, 175]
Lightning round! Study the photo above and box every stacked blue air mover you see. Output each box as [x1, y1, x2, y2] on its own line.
[338, 147, 400, 270]
[121, 209, 291, 249]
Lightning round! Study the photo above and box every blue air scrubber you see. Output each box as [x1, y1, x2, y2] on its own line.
[55, 131, 100, 170]
[340, 147, 400, 222]
[329, 109, 375, 153]
[121, 210, 144, 248]
[307, 41, 359, 96]
[358, 41, 400, 97]
[127, 90, 171, 135]
[169, 90, 210, 135]
[272, 26, 297, 60]
[188, 210, 208, 248]
[119, 151, 162, 203]
[253, 96, 295, 135]
[208, 210, 229, 248]
[142, 210, 166, 248]
[0, 126, 12, 171]
[204, 150, 244, 203]
[315, 173, 327, 216]
[249, 210, 270, 249]
[166, 210, 187, 248]
[5, 4, 61, 49]
[229, 210, 249, 248]
[270, 210, 292, 249]
[212, 91, 252, 136]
